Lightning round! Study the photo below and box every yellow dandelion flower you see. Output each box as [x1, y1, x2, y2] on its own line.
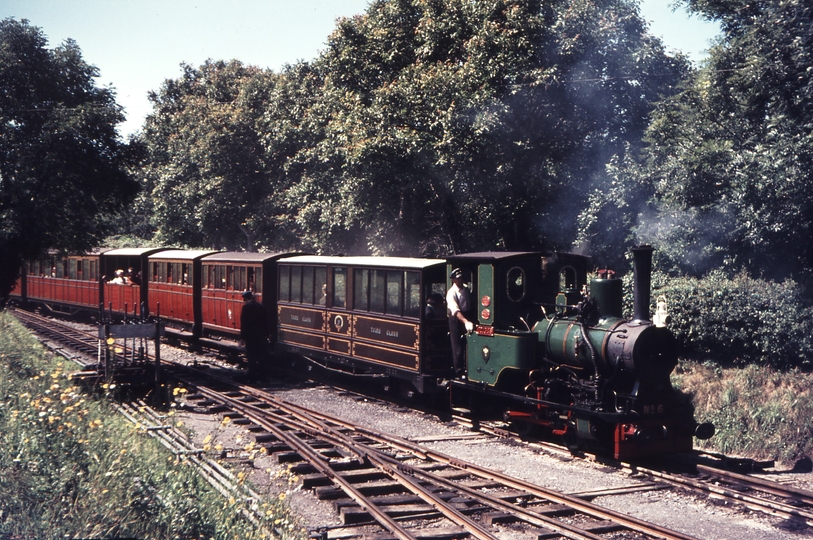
[203, 444, 211, 452]
[102, 383, 109, 389]
[167, 410, 175, 416]
[176, 421, 183, 427]
[221, 416, 230, 425]
[237, 471, 245, 482]
[179, 388, 187, 394]
[173, 387, 180, 396]
[278, 493, 286, 501]
[215, 443, 223, 452]
[203, 434, 212, 444]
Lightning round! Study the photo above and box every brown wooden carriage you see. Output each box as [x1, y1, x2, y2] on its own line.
[200, 251, 295, 342]
[275, 255, 451, 393]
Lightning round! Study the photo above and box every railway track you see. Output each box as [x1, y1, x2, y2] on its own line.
[10, 307, 813, 538]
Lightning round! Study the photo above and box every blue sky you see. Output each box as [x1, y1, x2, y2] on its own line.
[2, 1, 720, 137]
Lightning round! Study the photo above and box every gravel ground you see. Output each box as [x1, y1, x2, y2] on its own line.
[168, 360, 813, 540]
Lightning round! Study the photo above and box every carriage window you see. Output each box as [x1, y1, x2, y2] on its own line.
[183, 263, 192, 286]
[290, 266, 302, 303]
[213, 266, 226, 289]
[404, 272, 421, 318]
[68, 259, 78, 279]
[278, 266, 290, 301]
[333, 267, 346, 308]
[302, 266, 315, 304]
[56, 260, 65, 278]
[247, 267, 258, 293]
[506, 266, 526, 302]
[560, 266, 577, 291]
[369, 270, 385, 313]
[315, 267, 327, 306]
[386, 270, 401, 315]
[354, 268, 369, 311]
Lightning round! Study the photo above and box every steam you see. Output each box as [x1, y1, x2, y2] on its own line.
[635, 203, 734, 275]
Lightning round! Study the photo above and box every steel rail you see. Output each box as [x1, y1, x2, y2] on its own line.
[182, 377, 502, 540]
[177, 371, 697, 540]
[265, 393, 700, 540]
[630, 463, 813, 525]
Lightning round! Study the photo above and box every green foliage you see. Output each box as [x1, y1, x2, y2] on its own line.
[591, 1, 813, 280]
[0, 18, 139, 305]
[0, 312, 302, 539]
[646, 271, 813, 369]
[139, 61, 287, 251]
[282, 0, 688, 256]
[675, 362, 813, 462]
[137, 1, 687, 256]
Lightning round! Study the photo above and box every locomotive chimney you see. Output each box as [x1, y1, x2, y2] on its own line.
[632, 245, 654, 323]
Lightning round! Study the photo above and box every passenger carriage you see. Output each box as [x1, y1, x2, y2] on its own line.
[275, 256, 452, 394]
[101, 247, 167, 318]
[147, 250, 220, 338]
[16, 250, 107, 314]
[200, 252, 294, 342]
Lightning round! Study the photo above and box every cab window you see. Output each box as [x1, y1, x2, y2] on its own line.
[506, 266, 526, 302]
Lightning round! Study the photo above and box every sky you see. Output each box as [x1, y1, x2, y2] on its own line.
[2, 1, 721, 138]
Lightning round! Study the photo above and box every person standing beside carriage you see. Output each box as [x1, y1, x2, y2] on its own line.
[240, 290, 269, 379]
[447, 268, 475, 378]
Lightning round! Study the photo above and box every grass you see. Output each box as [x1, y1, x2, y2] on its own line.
[673, 361, 813, 463]
[0, 311, 305, 540]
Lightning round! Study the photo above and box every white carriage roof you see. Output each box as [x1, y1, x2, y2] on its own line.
[278, 255, 446, 269]
[148, 249, 221, 261]
[202, 251, 299, 263]
[103, 247, 168, 257]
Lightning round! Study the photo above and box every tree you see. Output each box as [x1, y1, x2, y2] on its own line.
[279, 0, 688, 256]
[0, 18, 138, 306]
[139, 60, 290, 251]
[585, 1, 813, 280]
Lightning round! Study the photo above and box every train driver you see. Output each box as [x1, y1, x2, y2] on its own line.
[447, 268, 475, 378]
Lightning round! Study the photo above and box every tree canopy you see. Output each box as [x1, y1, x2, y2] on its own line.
[0, 18, 138, 305]
[579, 0, 813, 282]
[139, 0, 688, 256]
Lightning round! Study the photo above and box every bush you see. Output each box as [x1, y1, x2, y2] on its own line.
[674, 362, 813, 462]
[643, 271, 813, 369]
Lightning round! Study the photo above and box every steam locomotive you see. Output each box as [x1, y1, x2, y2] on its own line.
[11, 245, 713, 460]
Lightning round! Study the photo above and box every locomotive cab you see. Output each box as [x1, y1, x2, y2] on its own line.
[445, 252, 581, 389]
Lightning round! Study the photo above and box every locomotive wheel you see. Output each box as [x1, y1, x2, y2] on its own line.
[561, 422, 583, 453]
[511, 419, 537, 438]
